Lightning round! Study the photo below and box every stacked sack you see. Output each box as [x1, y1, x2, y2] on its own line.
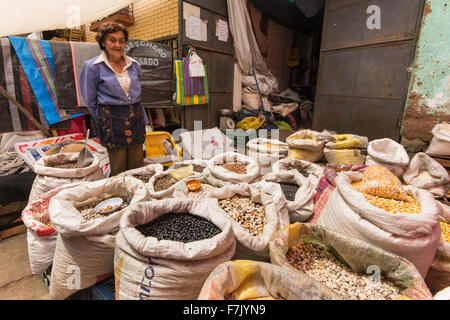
[323, 134, 368, 165]
[316, 165, 441, 278]
[426, 122, 450, 156]
[247, 138, 289, 176]
[285, 130, 325, 163]
[366, 138, 409, 177]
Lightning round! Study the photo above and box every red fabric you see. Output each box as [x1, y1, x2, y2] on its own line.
[56, 115, 86, 136]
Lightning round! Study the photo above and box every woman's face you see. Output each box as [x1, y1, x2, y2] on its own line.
[103, 30, 126, 60]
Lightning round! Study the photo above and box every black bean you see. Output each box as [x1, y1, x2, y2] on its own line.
[280, 183, 300, 201]
[136, 213, 222, 243]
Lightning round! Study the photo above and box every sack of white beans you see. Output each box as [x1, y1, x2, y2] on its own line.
[205, 181, 289, 262]
[48, 176, 150, 300]
[114, 198, 235, 300]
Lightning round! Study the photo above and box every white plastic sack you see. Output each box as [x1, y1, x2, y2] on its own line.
[29, 152, 104, 202]
[188, 51, 205, 78]
[272, 158, 324, 188]
[117, 164, 164, 180]
[286, 130, 325, 152]
[316, 171, 441, 278]
[366, 138, 409, 176]
[48, 176, 150, 300]
[426, 122, 450, 156]
[206, 152, 260, 187]
[264, 171, 315, 223]
[147, 168, 203, 199]
[114, 198, 236, 300]
[403, 153, 450, 197]
[168, 159, 208, 175]
[206, 182, 289, 261]
[247, 138, 288, 175]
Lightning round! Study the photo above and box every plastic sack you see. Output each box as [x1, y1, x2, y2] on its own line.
[114, 198, 236, 300]
[316, 171, 441, 277]
[426, 122, 450, 156]
[148, 168, 202, 199]
[434, 287, 450, 300]
[247, 138, 288, 176]
[198, 260, 341, 300]
[269, 223, 433, 300]
[171, 164, 194, 181]
[325, 134, 369, 150]
[236, 116, 265, 131]
[366, 138, 409, 176]
[29, 152, 105, 202]
[48, 176, 150, 300]
[323, 147, 366, 165]
[117, 164, 164, 181]
[272, 158, 324, 189]
[205, 181, 289, 262]
[286, 130, 324, 152]
[403, 153, 450, 197]
[188, 51, 205, 78]
[168, 159, 207, 175]
[287, 147, 323, 163]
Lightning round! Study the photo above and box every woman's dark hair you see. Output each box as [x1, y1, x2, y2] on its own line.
[95, 22, 129, 50]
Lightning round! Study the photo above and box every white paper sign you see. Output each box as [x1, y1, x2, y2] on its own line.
[188, 16, 202, 41]
[216, 19, 229, 42]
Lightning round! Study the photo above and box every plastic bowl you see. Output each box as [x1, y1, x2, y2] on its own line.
[94, 198, 123, 215]
[186, 179, 201, 192]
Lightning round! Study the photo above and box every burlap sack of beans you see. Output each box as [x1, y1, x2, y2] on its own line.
[316, 171, 441, 278]
[29, 152, 104, 202]
[272, 157, 324, 189]
[21, 182, 82, 275]
[264, 171, 315, 223]
[198, 260, 342, 300]
[366, 138, 410, 177]
[205, 181, 289, 262]
[147, 168, 203, 199]
[269, 223, 434, 300]
[48, 176, 150, 300]
[114, 198, 236, 300]
[205, 152, 260, 187]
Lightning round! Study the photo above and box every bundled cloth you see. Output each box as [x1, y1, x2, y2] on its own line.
[426, 122, 450, 156]
[366, 138, 409, 177]
[268, 223, 433, 300]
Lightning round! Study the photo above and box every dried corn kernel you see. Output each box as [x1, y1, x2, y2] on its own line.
[440, 221, 450, 242]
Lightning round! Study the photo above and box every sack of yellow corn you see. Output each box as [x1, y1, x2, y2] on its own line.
[316, 170, 441, 278]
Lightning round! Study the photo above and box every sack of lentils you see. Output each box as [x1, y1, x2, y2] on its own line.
[114, 198, 235, 300]
[168, 159, 208, 175]
[148, 166, 203, 199]
[29, 152, 105, 202]
[205, 182, 289, 262]
[264, 170, 315, 223]
[48, 176, 150, 300]
[269, 223, 434, 300]
[117, 163, 164, 184]
[198, 260, 342, 300]
[272, 157, 324, 189]
[316, 169, 441, 278]
[206, 152, 260, 187]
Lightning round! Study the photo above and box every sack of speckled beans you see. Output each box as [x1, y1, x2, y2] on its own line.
[172, 175, 219, 200]
[205, 152, 261, 187]
[117, 163, 164, 184]
[269, 223, 434, 300]
[263, 169, 315, 223]
[114, 198, 236, 300]
[29, 152, 105, 202]
[47, 176, 150, 300]
[205, 181, 289, 262]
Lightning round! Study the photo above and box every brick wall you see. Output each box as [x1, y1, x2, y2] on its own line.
[85, 0, 178, 43]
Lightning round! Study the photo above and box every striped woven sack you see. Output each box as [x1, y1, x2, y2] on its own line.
[174, 59, 209, 106]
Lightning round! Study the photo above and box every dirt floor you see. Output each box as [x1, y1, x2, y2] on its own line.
[0, 232, 50, 300]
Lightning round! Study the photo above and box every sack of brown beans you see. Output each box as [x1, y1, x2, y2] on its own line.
[114, 198, 236, 300]
[366, 138, 409, 177]
[269, 223, 434, 300]
[425, 201, 450, 294]
[403, 153, 450, 198]
[205, 182, 289, 261]
[247, 138, 288, 176]
[21, 182, 83, 275]
[29, 152, 105, 202]
[117, 163, 164, 184]
[316, 170, 441, 278]
[47, 176, 150, 300]
[148, 168, 203, 199]
[168, 159, 208, 175]
[264, 170, 315, 223]
[272, 157, 324, 189]
[198, 260, 342, 300]
[206, 152, 260, 187]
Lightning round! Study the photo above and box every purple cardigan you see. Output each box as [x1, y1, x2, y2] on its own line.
[79, 54, 149, 124]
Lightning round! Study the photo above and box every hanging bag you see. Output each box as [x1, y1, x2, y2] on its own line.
[188, 49, 205, 78]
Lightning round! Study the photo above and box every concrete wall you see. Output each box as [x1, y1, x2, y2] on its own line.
[85, 0, 178, 42]
[401, 0, 450, 152]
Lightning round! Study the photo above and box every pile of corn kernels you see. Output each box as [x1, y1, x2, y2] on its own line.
[440, 221, 450, 242]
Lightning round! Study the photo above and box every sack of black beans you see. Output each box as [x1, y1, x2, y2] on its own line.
[272, 157, 324, 189]
[48, 176, 150, 300]
[206, 182, 289, 262]
[316, 171, 441, 278]
[198, 260, 342, 300]
[269, 222, 434, 300]
[114, 198, 236, 300]
[21, 182, 82, 275]
[29, 152, 105, 202]
[148, 168, 203, 199]
[264, 170, 315, 223]
[247, 138, 288, 176]
[117, 163, 164, 184]
[206, 152, 260, 187]
[168, 159, 208, 175]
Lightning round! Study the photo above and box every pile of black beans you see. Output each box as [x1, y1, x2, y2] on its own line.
[136, 213, 222, 243]
[279, 183, 300, 201]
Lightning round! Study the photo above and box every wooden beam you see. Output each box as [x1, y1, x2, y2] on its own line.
[0, 85, 51, 137]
